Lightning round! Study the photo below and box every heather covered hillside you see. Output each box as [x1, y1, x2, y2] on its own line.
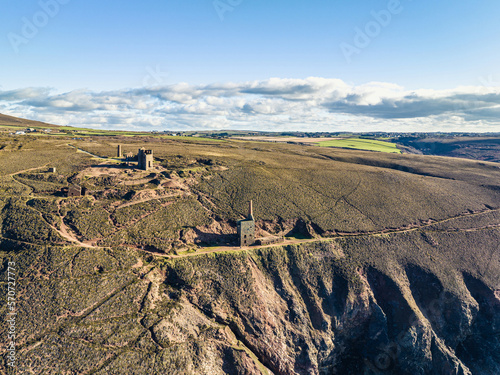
[0, 124, 499, 374]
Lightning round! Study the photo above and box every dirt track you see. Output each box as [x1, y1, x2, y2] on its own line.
[158, 206, 500, 259]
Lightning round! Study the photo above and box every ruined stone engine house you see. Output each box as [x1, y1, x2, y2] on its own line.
[237, 201, 255, 247]
[137, 148, 154, 171]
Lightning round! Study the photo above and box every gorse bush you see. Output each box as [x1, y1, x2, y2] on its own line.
[64, 206, 114, 240]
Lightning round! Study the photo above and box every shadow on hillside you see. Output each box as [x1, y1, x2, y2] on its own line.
[193, 230, 239, 247]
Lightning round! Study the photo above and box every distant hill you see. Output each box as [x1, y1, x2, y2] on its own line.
[0, 113, 57, 128]
[1, 113, 499, 164]
[397, 136, 500, 163]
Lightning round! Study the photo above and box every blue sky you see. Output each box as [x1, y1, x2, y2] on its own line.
[1, 0, 500, 131]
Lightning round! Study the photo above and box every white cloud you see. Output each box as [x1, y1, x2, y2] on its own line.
[1, 77, 500, 132]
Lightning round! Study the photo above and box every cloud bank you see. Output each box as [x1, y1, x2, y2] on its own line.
[1, 77, 500, 132]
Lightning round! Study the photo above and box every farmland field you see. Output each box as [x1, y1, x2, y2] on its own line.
[317, 137, 401, 153]
[233, 136, 342, 143]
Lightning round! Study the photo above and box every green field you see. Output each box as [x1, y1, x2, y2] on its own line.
[317, 137, 401, 153]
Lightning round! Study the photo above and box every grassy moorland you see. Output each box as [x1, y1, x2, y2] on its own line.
[0, 127, 499, 246]
[0, 116, 499, 374]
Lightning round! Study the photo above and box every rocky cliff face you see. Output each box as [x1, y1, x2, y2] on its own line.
[164, 241, 499, 375]
[5, 230, 499, 374]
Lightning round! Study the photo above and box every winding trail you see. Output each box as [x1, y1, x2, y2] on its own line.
[67, 144, 108, 159]
[6, 164, 50, 177]
[51, 219, 93, 248]
[167, 206, 500, 259]
[11, 152, 498, 258]
[36, 199, 96, 248]
[19, 195, 500, 257]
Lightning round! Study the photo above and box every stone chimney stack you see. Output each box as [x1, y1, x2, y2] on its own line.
[248, 200, 254, 220]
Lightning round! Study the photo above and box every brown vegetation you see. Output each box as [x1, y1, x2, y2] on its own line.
[0, 121, 499, 374]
